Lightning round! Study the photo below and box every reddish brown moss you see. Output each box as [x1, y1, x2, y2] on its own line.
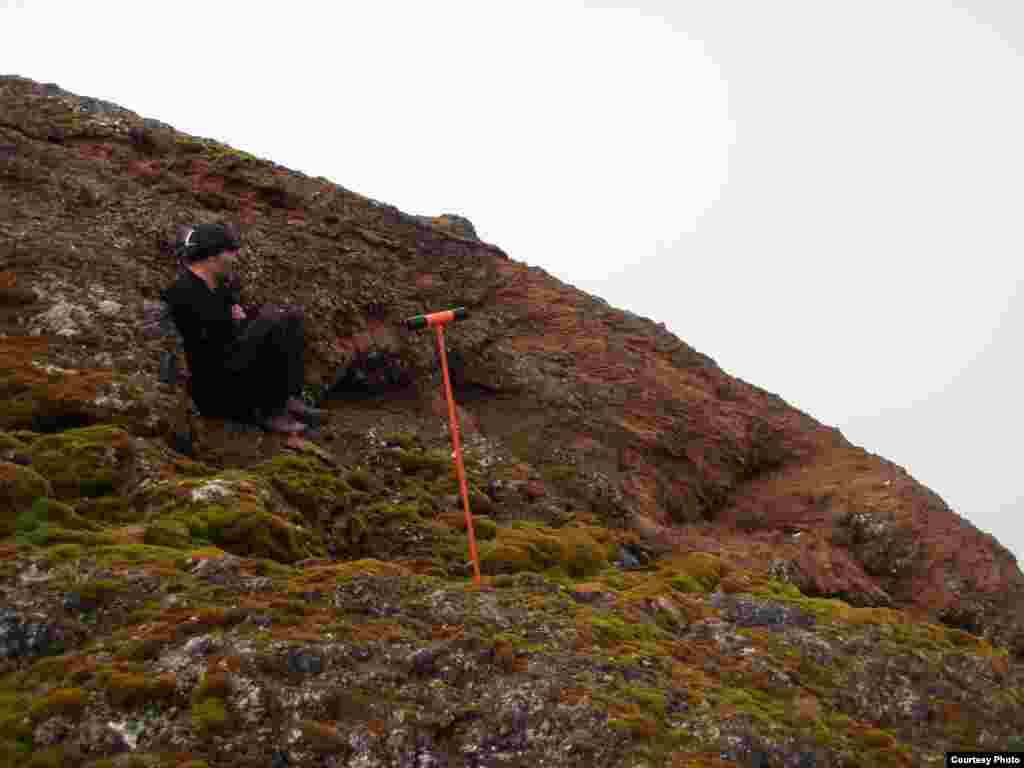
[105, 670, 176, 708]
[28, 687, 86, 720]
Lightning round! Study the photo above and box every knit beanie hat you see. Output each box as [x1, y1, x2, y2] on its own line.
[180, 223, 241, 264]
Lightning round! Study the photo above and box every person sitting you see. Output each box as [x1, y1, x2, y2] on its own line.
[159, 223, 316, 434]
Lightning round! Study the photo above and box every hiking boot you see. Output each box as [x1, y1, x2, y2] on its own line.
[263, 410, 306, 434]
[286, 396, 324, 427]
[286, 396, 322, 416]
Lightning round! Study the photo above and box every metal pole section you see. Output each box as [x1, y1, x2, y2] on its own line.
[434, 323, 482, 585]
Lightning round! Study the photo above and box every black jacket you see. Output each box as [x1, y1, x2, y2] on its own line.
[159, 269, 243, 385]
[160, 268, 298, 420]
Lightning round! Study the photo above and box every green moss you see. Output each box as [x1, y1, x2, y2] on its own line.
[504, 430, 536, 461]
[298, 720, 348, 752]
[754, 579, 804, 600]
[480, 521, 607, 578]
[191, 697, 229, 736]
[669, 574, 703, 594]
[625, 685, 668, 718]
[39, 543, 83, 564]
[472, 516, 498, 541]
[26, 424, 134, 501]
[0, 461, 51, 536]
[346, 468, 376, 492]
[0, 432, 28, 453]
[584, 612, 660, 647]
[16, 497, 97, 537]
[252, 453, 353, 526]
[380, 431, 419, 450]
[196, 137, 262, 164]
[467, 488, 496, 517]
[13, 498, 115, 547]
[946, 628, 979, 648]
[719, 685, 789, 729]
[28, 688, 86, 721]
[92, 543, 183, 567]
[664, 552, 722, 593]
[192, 669, 231, 703]
[608, 714, 661, 740]
[75, 495, 142, 525]
[24, 747, 68, 768]
[252, 558, 294, 578]
[331, 500, 467, 573]
[4, 430, 41, 446]
[542, 464, 578, 485]
[3, 652, 100, 691]
[105, 670, 176, 708]
[78, 477, 116, 498]
[76, 578, 123, 606]
[0, 691, 27, 731]
[396, 448, 449, 475]
[142, 518, 192, 549]
[149, 498, 321, 564]
[292, 560, 409, 592]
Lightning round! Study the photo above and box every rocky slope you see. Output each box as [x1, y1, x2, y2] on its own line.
[1, 74, 1022, 767]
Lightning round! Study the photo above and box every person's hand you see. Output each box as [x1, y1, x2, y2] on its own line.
[231, 304, 247, 321]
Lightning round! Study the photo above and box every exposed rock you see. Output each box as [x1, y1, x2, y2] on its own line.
[711, 593, 816, 631]
[0, 608, 67, 658]
[285, 648, 324, 676]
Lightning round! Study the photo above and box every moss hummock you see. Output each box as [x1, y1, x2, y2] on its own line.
[480, 521, 612, 578]
[0, 461, 51, 536]
[26, 425, 135, 501]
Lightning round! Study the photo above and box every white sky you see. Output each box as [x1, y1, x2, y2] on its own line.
[4, 1, 1022, 561]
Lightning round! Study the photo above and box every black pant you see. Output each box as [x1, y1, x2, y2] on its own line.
[194, 314, 305, 421]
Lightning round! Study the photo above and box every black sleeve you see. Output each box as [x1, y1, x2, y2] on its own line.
[165, 283, 203, 343]
[223, 271, 243, 306]
[164, 275, 238, 364]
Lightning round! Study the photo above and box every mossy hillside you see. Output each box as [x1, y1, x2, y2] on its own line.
[0, 432, 28, 454]
[181, 450, 475, 573]
[248, 434, 510, 575]
[2, 537, 1022, 765]
[12, 497, 106, 547]
[9, 507, 1007, 761]
[556, 558, 1019, 760]
[0, 338, 153, 435]
[438, 511, 498, 540]
[4, 77, 1024, 764]
[14, 495, 100, 536]
[251, 453, 355, 528]
[330, 498, 470, 574]
[177, 134, 264, 166]
[26, 425, 136, 502]
[0, 461, 52, 536]
[149, 501, 318, 563]
[478, 520, 614, 578]
[139, 471, 321, 563]
[0, 381, 1019, 765]
[347, 430, 500, 515]
[744, 577, 1015, 662]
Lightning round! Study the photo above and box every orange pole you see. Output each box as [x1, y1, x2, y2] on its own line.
[435, 324, 482, 585]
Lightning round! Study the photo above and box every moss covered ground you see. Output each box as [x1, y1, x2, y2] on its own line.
[1, 420, 1021, 767]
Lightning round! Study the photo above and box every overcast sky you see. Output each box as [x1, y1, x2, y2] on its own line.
[5, 1, 1021, 561]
